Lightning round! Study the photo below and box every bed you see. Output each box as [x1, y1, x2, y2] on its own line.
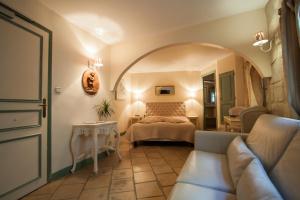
[126, 102, 195, 143]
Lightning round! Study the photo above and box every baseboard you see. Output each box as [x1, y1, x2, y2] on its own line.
[49, 152, 107, 181]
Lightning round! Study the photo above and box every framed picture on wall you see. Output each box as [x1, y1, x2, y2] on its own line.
[155, 86, 175, 96]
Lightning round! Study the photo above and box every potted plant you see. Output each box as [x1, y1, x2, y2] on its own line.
[95, 99, 114, 121]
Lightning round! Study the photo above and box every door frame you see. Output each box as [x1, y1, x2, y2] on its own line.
[201, 71, 217, 130]
[0, 2, 53, 181]
[219, 71, 235, 123]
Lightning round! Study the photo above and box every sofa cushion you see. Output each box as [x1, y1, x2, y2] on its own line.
[237, 159, 283, 200]
[246, 114, 299, 170]
[270, 129, 300, 200]
[227, 136, 256, 187]
[177, 150, 234, 193]
[169, 183, 236, 200]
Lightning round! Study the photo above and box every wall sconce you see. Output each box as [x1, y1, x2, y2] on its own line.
[88, 57, 103, 69]
[187, 88, 197, 99]
[252, 31, 272, 53]
[188, 91, 196, 98]
[134, 92, 142, 101]
[94, 58, 103, 68]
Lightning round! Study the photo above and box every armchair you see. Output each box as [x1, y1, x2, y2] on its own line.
[239, 106, 268, 133]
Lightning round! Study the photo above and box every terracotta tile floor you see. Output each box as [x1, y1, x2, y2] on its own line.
[22, 139, 193, 200]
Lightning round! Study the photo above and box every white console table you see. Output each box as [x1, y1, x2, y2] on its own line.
[70, 121, 122, 174]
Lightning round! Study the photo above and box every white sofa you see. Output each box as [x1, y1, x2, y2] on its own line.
[169, 114, 300, 200]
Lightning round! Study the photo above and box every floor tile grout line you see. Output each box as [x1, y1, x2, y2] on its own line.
[130, 148, 139, 200]
[134, 147, 164, 199]
[109, 145, 136, 199]
[49, 177, 67, 200]
[75, 170, 94, 200]
[149, 149, 174, 199]
[22, 141, 191, 200]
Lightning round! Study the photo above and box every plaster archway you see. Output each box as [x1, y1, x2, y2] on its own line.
[109, 9, 271, 91]
[113, 42, 264, 93]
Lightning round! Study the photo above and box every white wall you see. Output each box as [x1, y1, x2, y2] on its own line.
[0, 0, 112, 173]
[110, 9, 271, 90]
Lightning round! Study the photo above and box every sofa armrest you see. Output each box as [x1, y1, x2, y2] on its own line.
[194, 130, 248, 154]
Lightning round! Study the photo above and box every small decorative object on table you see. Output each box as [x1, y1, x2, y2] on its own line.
[95, 99, 114, 121]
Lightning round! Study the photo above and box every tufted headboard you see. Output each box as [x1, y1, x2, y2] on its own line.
[145, 102, 186, 116]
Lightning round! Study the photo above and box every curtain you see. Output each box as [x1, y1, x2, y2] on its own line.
[280, 0, 300, 116]
[296, 0, 300, 45]
[244, 62, 253, 106]
[250, 67, 264, 106]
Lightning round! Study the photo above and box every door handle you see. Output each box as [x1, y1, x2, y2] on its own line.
[39, 98, 47, 118]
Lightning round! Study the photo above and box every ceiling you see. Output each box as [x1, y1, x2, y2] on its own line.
[128, 44, 233, 73]
[40, 0, 268, 44]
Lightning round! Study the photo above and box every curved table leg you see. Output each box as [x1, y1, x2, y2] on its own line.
[70, 129, 78, 173]
[113, 129, 122, 160]
[93, 130, 98, 174]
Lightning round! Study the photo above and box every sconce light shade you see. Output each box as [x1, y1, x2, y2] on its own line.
[94, 58, 103, 68]
[88, 57, 103, 69]
[253, 31, 269, 47]
[188, 90, 197, 98]
[135, 93, 142, 101]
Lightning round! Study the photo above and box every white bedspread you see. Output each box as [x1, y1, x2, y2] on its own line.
[126, 116, 195, 143]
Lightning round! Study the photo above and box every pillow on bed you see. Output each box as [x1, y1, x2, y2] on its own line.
[139, 116, 164, 123]
[164, 116, 188, 123]
[139, 116, 188, 124]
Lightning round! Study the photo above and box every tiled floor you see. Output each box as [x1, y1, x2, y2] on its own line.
[22, 139, 193, 200]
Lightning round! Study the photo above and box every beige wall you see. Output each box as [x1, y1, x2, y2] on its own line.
[110, 9, 271, 90]
[0, 0, 112, 173]
[120, 71, 204, 129]
[215, 54, 249, 127]
[235, 56, 249, 107]
[265, 0, 297, 117]
[113, 73, 132, 132]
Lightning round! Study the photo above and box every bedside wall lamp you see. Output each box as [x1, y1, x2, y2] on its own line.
[88, 57, 103, 69]
[253, 31, 272, 53]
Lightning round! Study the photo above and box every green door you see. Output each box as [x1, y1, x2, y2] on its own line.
[219, 71, 235, 123]
[0, 4, 50, 200]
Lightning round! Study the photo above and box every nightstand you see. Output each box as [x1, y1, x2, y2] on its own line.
[129, 116, 142, 126]
[187, 116, 199, 128]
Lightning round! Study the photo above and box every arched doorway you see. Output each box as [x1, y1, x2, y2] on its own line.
[113, 42, 264, 92]
[114, 43, 264, 131]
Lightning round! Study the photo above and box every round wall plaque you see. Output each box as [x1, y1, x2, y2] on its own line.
[82, 69, 100, 95]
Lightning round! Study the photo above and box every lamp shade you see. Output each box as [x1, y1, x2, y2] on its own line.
[94, 58, 103, 68]
[253, 31, 269, 47]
